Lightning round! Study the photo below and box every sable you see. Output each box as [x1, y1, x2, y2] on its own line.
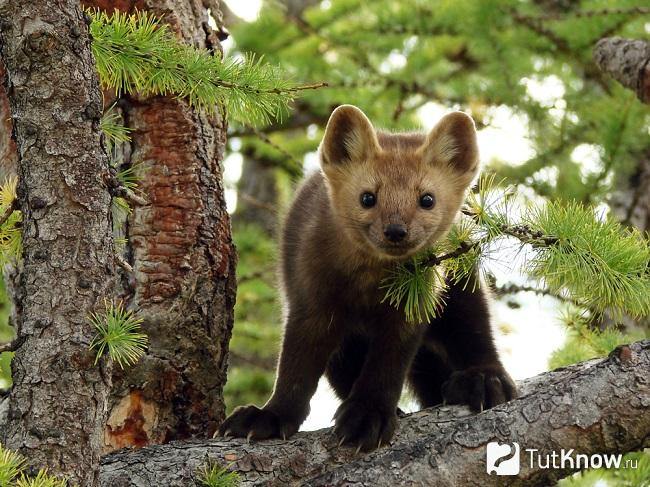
[219, 105, 516, 451]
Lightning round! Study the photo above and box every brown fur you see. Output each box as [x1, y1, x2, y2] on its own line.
[218, 105, 516, 451]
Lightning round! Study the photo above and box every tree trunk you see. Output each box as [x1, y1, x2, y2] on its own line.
[0, 2, 115, 484]
[81, 0, 237, 451]
[99, 340, 650, 487]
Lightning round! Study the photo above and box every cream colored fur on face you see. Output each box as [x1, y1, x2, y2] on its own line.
[318, 105, 480, 265]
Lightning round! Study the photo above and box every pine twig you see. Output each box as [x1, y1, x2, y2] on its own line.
[511, 11, 571, 53]
[112, 185, 148, 207]
[0, 335, 24, 353]
[115, 254, 133, 273]
[0, 199, 17, 228]
[237, 193, 277, 214]
[245, 125, 304, 178]
[237, 268, 274, 285]
[532, 6, 650, 21]
[105, 171, 148, 207]
[418, 240, 482, 268]
[492, 282, 579, 306]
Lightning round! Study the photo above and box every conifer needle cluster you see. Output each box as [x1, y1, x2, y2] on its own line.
[384, 176, 650, 324]
[0, 443, 67, 487]
[89, 9, 325, 125]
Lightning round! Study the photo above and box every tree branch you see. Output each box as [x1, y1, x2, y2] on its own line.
[0, 199, 17, 228]
[99, 339, 650, 487]
[593, 37, 650, 104]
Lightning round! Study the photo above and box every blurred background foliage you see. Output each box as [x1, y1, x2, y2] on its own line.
[219, 1, 650, 484]
[222, 0, 649, 409]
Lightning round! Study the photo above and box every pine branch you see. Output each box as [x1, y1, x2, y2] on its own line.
[88, 10, 328, 125]
[99, 340, 650, 486]
[510, 11, 571, 53]
[383, 177, 650, 323]
[0, 199, 17, 229]
[0, 336, 23, 354]
[114, 254, 133, 274]
[111, 184, 148, 207]
[243, 125, 304, 179]
[531, 6, 650, 21]
[491, 281, 580, 306]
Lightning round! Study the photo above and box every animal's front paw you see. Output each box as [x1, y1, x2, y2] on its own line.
[441, 365, 518, 412]
[216, 405, 300, 441]
[333, 397, 397, 452]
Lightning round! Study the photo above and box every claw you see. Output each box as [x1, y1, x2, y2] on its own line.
[355, 444, 362, 455]
[247, 431, 254, 443]
[442, 399, 447, 406]
[223, 429, 233, 439]
[479, 402, 484, 413]
[377, 439, 382, 449]
[337, 435, 347, 448]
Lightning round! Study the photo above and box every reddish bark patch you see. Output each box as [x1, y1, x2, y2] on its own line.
[129, 97, 207, 304]
[0, 61, 17, 179]
[105, 390, 158, 450]
[80, 0, 145, 12]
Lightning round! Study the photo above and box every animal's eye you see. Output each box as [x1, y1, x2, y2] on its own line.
[420, 193, 435, 209]
[360, 192, 376, 208]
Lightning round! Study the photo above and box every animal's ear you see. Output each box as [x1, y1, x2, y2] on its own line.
[419, 111, 479, 178]
[320, 105, 381, 168]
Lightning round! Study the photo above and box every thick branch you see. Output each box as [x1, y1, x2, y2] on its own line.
[593, 37, 650, 104]
[99, 340, 650, 487]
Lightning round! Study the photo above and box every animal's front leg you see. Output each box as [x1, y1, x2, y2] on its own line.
[333, 316, 423, 452]
[218, 312, 337, 440]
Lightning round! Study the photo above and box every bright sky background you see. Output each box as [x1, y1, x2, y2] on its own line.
[223, 0, 570, 432]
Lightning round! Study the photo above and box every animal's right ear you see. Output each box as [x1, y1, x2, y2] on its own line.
[319, 105, 381, 168]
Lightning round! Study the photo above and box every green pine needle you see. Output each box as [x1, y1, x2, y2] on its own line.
[0, 177, 22, 266]
[0, 442, 25, 486]
[111, 196, 132, 217]
[16, 469, 68, 487]
[88, 9, 322, 125]
[116, 163, 142, 191]
[197, 461, 240, 487]
[381, 259, 447, 324]
[526, 201, 650, 319]
[100, 106, 132, 154]
[89, 301, 148, 369]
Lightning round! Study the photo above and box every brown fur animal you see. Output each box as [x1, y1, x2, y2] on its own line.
[218, 105, 517, 451]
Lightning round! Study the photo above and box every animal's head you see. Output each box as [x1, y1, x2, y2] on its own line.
[319, 104, 479, 261]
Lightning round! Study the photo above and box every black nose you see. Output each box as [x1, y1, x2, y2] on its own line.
[384, 224, 408, 242]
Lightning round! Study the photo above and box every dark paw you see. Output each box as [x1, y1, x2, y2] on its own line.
[216, 405, 299, 441]
[333, 398, 397, 452]
[441, 365, 518, 412]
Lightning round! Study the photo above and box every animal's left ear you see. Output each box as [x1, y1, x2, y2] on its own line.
[419, 112, 479, 180]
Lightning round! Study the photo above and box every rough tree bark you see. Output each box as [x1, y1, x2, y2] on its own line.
[81, 0, 237, 451]
[100, 340, 650, 487]
[0, 1, 115, 484]
[0, 60, 16, 180]
[593, 37, 650, 104]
